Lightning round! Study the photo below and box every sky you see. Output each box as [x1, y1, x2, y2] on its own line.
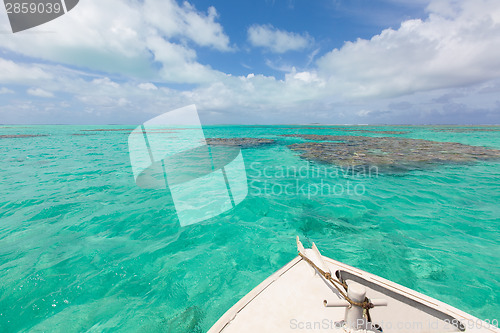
[0, 0, 500, 125]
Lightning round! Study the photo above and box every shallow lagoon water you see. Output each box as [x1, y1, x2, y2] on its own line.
[0, 125, 499, 332]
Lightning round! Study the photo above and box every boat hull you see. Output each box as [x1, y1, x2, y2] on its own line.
[208, 253, 499, 333]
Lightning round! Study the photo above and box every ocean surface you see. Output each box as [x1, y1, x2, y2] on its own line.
[0, 125, 499, 332]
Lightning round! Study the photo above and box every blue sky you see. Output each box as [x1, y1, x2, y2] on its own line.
[192, 0, 428, 77]
[0, 0, 499, 124]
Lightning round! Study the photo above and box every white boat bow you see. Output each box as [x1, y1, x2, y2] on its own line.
[208, 237, 499, 333]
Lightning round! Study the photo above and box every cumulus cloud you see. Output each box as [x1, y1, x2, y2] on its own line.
[92, 77, 120, 88]
[146, 35, 225, 83]
[144, 1, 231, 51]
[247, 24, 313, 53]
[0, 0, 231, 83]
[27, 88, 54, 98]
[0, 58, 52, 83]
[138, 83, 158, 90]
[316, 0, 500, 98]
[0, 87, 14, 94]
[0, 60, 498, 124]
[1, 0, 500, 124]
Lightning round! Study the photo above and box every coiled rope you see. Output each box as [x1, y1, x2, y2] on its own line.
[298, 252, 374, 310]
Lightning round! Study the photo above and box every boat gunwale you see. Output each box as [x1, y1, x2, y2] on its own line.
[208, 256, 302, 332]
[208, 255, 500, 333]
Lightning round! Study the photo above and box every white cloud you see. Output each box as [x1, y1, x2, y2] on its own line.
[288, 69, 324, 85]
[146, 35, 225, 83]
[356, 109, 373, 117]
[0, 58, 498, 124]
[316, 0, 500, 98]
[1, 0, 500, 124]
[27, 88, 54, 98]
[77, 95, 129, 108]
[0, 87, 14, 94]
[144, 1, 232, 51]
[247, 24, 312, 53]
[0, 0, 231, 84]
[92, 77, 120, 88]
[138, 83, 158, 90]
[264, 59, 295, 72]
[0, 58, 52, 83]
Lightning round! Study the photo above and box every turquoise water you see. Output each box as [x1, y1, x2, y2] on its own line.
[0, 125, 499, 332]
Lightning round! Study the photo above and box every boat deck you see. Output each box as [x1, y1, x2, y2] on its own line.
[209, 252, 499, 333]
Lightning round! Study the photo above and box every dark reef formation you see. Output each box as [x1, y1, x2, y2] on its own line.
[283, 134, 500, 170]
[206, 137, 275, 148]
[81, 129, 135, 132]
[281, 127, 409, 134]
[432, 128, 500, 133]
[0, 135, 49, 138]
[349, 130, 408, 134]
